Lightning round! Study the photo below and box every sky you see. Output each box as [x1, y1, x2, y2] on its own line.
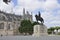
[0, 0, 60, 28]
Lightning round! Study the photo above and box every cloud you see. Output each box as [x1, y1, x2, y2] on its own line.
[14, 0, 60, 14]
[17, 0, 60, 11]
[0, 0, 14, 13]
[41, 11, 60, 27]
[17, 0, 45, 10]
[13, 0, 46, 15]
[13, 6, 23, 15]
[44, 0, 57, 10]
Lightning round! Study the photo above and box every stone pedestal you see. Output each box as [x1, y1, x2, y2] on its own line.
[33, 24, 47, 37]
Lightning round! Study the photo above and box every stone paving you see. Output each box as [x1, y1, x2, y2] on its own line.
[0, 36, 60, 40]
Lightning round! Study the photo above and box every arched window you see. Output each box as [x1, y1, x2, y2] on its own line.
[0, 23, 4, 29]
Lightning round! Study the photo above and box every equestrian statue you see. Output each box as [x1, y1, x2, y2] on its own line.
[35, 11, 44, 24]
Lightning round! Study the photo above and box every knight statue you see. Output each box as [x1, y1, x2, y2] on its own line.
[35, 11, 44, 24]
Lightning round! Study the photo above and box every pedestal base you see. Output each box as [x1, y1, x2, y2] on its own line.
[33, 24, 47, 37]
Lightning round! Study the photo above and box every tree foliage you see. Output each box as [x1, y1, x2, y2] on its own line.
[18, 20, 33, 35]
[48, 26, 60, 34]
[18, 20, 40, 35]
[55, 26, 60, 30]
[48, 27, 55, 34]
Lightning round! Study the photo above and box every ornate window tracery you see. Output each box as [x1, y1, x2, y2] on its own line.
[0, 15, 6, 21]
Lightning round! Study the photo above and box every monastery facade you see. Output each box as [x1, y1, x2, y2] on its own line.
[0, 8, 32, 36]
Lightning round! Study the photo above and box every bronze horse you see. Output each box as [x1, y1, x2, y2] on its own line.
[3, 0, 11, 4]
[35, 12, 44, 24]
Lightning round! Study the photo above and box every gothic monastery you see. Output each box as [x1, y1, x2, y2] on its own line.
[0, 8, 32, 36]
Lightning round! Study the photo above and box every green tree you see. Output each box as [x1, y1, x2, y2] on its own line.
[48, 27, 55, 34]
[18, 20, 33, 35]
[54, 26, 60, 34]
[55, 26, 60, 32]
